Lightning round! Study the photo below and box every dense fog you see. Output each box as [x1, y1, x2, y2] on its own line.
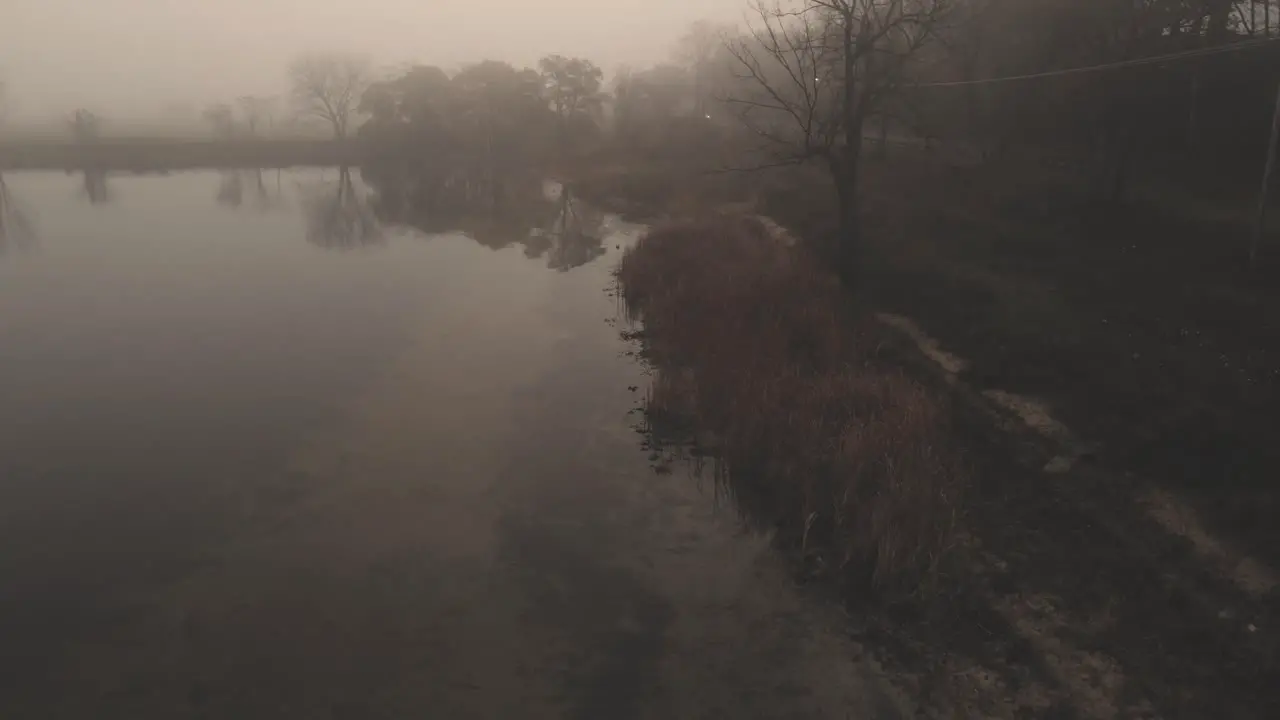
[0, 0, 744, 123]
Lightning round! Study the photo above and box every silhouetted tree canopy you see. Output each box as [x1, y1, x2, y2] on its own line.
[614, 63, 697, 139]
[676, 19, 737, 115]
[359, 59, 556, 174]
[539, 54, 606, 148]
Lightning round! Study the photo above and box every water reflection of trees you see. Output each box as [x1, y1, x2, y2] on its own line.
[217, 170, 286, 212]
[542, 182, 606, 271]
[78, 169, 111, 205]
[216, 172, 244, 207]
[0, 173, 36, 255]
[362, 162, 608, 271]
[301, 166, 381, 251]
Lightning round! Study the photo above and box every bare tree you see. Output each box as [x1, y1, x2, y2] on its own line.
[68, 109, 102, 143]
[237, 95, 277, 136]
[726, 0, 949, 281]
[203, 103, 237, 139]
[288, 53, 372, 139]
[677, 20, 737, 116]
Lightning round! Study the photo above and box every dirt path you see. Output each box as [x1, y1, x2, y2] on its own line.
[873, 311, 1280, 719]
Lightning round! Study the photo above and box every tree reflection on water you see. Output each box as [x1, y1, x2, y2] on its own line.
[541, 181, 606, 271]
[217, 170, 287, 213]
[0, 173, 36, 255]
[78, 169, 111, 206]
[216, 171, 244, 208]
[301, 166, 382, 251]
[361, 161, 608, 270]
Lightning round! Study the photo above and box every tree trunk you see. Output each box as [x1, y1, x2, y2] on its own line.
[693, 66, 704, 117]
[830, 147, 862, 286]
[835, 10, 868, 287]
[1207, 0, 1233, 40]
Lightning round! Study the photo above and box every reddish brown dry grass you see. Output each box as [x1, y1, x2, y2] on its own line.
[618, 215, 965, 593]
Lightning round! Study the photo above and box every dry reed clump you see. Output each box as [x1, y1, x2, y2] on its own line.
[618, 215, 965, 593]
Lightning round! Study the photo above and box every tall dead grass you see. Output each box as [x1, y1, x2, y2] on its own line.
[618, 215, 965, 593]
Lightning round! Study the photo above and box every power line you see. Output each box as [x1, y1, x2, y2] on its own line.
[913, 36, 1280, 88]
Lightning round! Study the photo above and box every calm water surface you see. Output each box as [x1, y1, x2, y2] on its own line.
[0, 169, 898, 718]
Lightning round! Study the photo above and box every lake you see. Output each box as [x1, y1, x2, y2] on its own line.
[0, 169, 893, 718]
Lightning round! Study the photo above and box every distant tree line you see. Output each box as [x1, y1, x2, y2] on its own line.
[354, 55, 605, 169]
[202, 96, 279, 139]
[41, 2, 1276, 280]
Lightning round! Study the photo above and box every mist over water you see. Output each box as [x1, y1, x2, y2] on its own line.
[0, 170, 882, 718]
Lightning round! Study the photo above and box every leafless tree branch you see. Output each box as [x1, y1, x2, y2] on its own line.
[722, 0, 950, 276]
[289, 53, 372, 140]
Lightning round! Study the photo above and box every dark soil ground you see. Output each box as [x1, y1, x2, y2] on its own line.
[857, 152, 1280, 573]
[577, 143, 1280, 718]
[852, 345, 1280, 719]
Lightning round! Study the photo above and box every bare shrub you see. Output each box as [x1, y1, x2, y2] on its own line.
[618, 215, 964, 593]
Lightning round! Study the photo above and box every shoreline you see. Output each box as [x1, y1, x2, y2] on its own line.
[0, 138, 363, 171]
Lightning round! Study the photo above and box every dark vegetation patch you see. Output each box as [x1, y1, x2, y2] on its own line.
[616, 214, 967, 595]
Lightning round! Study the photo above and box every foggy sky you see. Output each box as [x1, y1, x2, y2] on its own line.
[0, 0, 744, 122]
